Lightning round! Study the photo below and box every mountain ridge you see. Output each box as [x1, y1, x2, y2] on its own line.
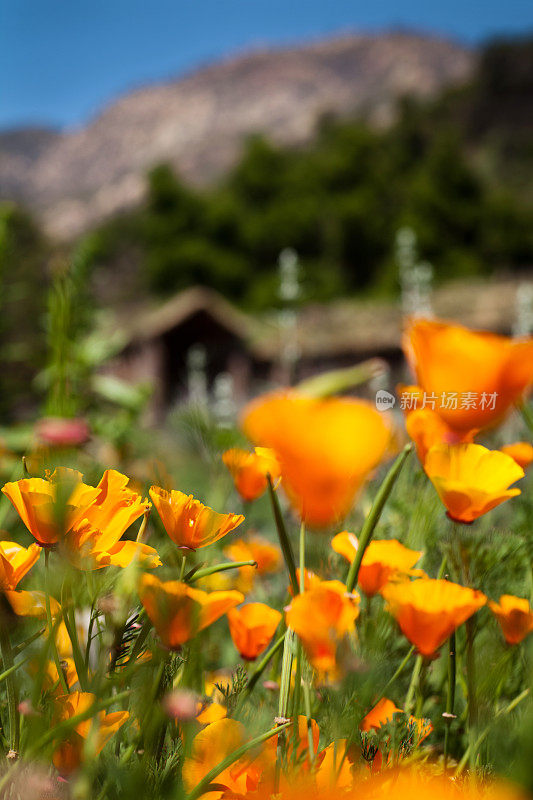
[0, 30, 474, 239]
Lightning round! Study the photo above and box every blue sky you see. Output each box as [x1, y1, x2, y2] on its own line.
[2, 0, 533, 129]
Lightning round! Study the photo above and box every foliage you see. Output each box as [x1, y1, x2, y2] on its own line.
[0, 203, 50, 422]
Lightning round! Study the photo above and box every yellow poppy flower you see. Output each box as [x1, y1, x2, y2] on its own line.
[242, 390, 392, 528]
[332, 533, 423, 596]
[227, 603, 282, 661]
[149, 486, 244, 550]
[285, 580, 359, 672]
[52, 691, 129, 774]
[501, 441, 533, 470]
[382, 578, 486, 656]
[404, 317, 533, 434]
[424, 443, 524, 523]
[488, 595, 533, 645]
[222, 447, 281, 501]
[138, 573, 243, 650]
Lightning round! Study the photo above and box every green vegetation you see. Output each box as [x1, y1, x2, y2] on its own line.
[2, 36, 533, 422]
[93, 70, 533, 309]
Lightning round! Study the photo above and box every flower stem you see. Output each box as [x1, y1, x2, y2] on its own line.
[404, 653, 423, 715]
[346, 444, 412, 593]
[267, 475, 299, 596]
[61, 578, 89, 690]
[443, 630, 456, 769]
[465, 617, 478, 770]
[298, 521, 315, 765]
[0, 616, 19, 754]
[44, 550, 69, 694]
[189, 560, 257, 582]
[373, 645, 415, 708]
[136, 508, 151, 542]
[244, 632, 286, 696]
[276, 628, 295, 789]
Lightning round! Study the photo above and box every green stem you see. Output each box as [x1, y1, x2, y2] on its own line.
[0, 653, 32, 686]
[278, 630, 294, 721]
[404, 653, 423, 715]
[276, 628, 295, 789]
[443, 630, 456, 769]
[136, 508, 151, 542]
[12, 627, 46, 658]
[189, 561, 257, 582]
[298, 521, 315, 765]
[296, 360, 385, 398]
[44, 550, 69, 694]
[243, 632, 286, 696]
[185, 721, 290, 800]
[85, 607, 96, 667]
[0, 620, 19, 753]
[179, 555, 187, 582]
[465, 617, 477, 770]
[61, 579, 89, 690]
[346, 444, 412, 593]
[414, 658, 427, 718]
[372, 645, 415, 708]
[267, 475, 299, 596]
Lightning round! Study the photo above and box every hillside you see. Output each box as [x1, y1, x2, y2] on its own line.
[0, 31, 473, 239]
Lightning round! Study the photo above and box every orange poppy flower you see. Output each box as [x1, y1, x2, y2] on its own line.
[501, 442, 533, 470]
[289, 568, 323, 596]
[2, 470, 100, 546]
[360, 697, 403, 732]
[52, 691, 129, 774]
[285, 580, 359, 672]
[6, 590, 60, 618]
[222, 447, 281, 502]
[2, 469, 156, 569]
[183, 718, 265, 798]
[360, 767, 528, 800]
[315, 739, 356, 791]
[488, 595, 533, 645]
[410, 715, 433, 744]
[0, 538, 48, 620]
[63, 469, 155, 569]
[0, 540, 41, 590]
[138, 573, 243, 650]
[404, 317, 533, 434]
[32, 658, 79, 696]
[382, 579, 486, 656]
[332, 533, 423, 596]
[404, 405, 474, 464]
[359, 697, 432, 744]
[149, 486, 244, 550]
[224, 535, 281, 593]
[227, 603, 282, 660]
[287, 715, 320, 763]
[242, 391, 392, 528]
[196, 701, 227, 725]
[424, 443, 524, 523]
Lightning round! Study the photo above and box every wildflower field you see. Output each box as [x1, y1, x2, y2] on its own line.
[0, 314, 533, 800]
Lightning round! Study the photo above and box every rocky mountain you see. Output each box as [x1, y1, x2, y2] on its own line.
[0, 31, 474, 239]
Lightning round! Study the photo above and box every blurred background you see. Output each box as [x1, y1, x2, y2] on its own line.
[1, 0, 533, 456]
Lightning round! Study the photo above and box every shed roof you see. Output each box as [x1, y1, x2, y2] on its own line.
[114, 276, 527, 361]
